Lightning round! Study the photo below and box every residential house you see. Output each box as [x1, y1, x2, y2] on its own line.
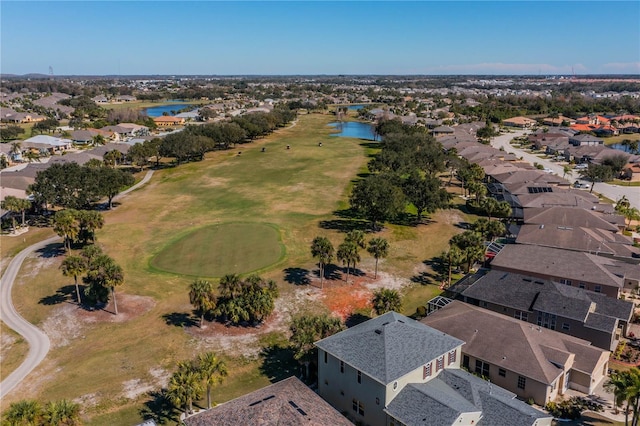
[503, 116, 537, 128]
[542, 116, 576, 127]
[315, 312, 551, 426]
[622, 162, 640, 182]
[182, 376, 352, 426]
[447, 270, 633, 351]
[431, 125, 455, 136]
[71, 129, 118, 145]
[528, 133, 570, 154]
[523, 206, 625, 231]
[564, 144, 608, 163]
[515, 224, 638, 258]
[569, 134, 604, 147]
[23, 135, 72, 153]
[489, 244, 635, 298]
[423, 301, 610, 404]
[153, 116, 185, 127]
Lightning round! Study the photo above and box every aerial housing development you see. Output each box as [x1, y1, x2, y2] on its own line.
[1, 1, 640, 424]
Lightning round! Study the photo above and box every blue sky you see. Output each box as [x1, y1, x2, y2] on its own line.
[2, 1, 639, 75]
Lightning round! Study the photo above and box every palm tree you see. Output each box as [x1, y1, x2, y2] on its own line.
[606, 370, 634, 425]
[189, 280, 216, 328]
[60, 255, 87, 305]
[3, 399, 42, 425]
[345, 230, 366, 249]
[336, 240, 360, 283]
[0, 195, 25, 231]
[480, 197, 511, 221]
[53, 209, 80, 252]
[23, 151, 41, 163]
[445, 245, 464, 286]
[310, 236, 334, 288]
[42, 399, 81, 426]
[367, 237, 389, 279]
[167, 369, 203, 415]
[104, 260, 124, 315]
[218, 274, 242, 299]
[562, 164, 573, 180]
[371, 288, 402, 315]
[77, 210, 104, 244]
[92, 134, 106, 146]
[196, 352, 228, 409]
[10, 141, 22, 161]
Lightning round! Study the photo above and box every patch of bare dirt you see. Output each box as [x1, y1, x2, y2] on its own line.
[77, 294, 156, 324]
[438, 209, 465, 225]
[18, 254, 59, 281]
[0, 333, 17, 362]
[5, 359, 61, 403]
[42, 303, 87, 348]
[73, 392, 101, 409]
[122, 378, 155, 400]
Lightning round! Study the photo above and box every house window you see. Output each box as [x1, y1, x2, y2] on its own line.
[352, 399, 364, 416]
[436, 356, 444, 372]
[514, 310, 528, 321]
[423, 363, 432, 379]
[537, 312, 556, 330]
[340, 361, 344, 373]
[324, 351, 327, 364]
[518, 376, 526, 390]
[480, 301, 488, 308]
[448, 350, 457, 365]
[463, 355, 470, 369]
[475, 360, 490, 378]
[357, 370, 362, 384]
[579, 282, 586, 289]
[560, 279, 572, 286]
[499, 368, 506, 377]
[595, 285, 602, 293]
[562, 323, 570, 331]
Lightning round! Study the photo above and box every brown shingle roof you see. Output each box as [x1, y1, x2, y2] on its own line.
[182, 377, 351, 426]
[422, 302, 608, 386]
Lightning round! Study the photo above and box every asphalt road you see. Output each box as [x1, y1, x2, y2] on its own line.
[492, 130, 640, 210]
[0, 236, 58, 399]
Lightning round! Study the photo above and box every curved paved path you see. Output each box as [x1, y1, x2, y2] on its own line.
[0, 236, 58, 399]
[0, 169, 155, 400]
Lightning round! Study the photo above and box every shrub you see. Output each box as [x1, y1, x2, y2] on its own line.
[416, 306, 427, 318]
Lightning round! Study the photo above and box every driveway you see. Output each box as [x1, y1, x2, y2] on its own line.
[492, 130, 640, 210]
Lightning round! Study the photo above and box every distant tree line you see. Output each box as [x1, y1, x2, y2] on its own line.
[156, 108, 296, 164]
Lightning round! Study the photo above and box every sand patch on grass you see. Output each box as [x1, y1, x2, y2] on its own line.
[0, 333, 17, 362]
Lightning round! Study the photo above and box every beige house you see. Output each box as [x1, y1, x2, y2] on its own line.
[423, 302, 610, 405]
[503, 116, 537, 128]
[153, 116, 185, 127]
[315, 312, 552, 426]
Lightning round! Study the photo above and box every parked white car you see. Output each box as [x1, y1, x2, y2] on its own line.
[574, 163, 588, 170]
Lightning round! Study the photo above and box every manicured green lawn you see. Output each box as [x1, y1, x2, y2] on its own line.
[150, 223, 285, 277]
[603, 133, 640, 146]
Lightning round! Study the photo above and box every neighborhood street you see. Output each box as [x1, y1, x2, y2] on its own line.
[491, 130, 640, 210]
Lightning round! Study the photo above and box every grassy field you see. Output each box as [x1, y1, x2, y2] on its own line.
[150, 223, 285, 277]
[603, 133, 640, 146]
[0, 321, 29, 380]
[99, 100, 211, 112]
[4, 113, 466, 424]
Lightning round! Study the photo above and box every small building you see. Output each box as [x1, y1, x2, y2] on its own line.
[569, 134, 604, 147]
[423, 301, 610, 405]
[503, 116, 537, 128]
[182, 376, 352, 426]
[153, 116, 185, 127]
[315, 312, 551, 426]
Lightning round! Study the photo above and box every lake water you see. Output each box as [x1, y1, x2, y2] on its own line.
[329, 121, 378, 140]
[144, 103, 195, 117]
[610, 143, 639, 155]
[347, 105, 365, 110]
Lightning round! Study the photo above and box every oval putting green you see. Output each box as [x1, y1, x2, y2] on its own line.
[150, 223, 285, 277]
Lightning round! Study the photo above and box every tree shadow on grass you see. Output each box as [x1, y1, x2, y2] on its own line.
[283, 267, 310, 286]
[259, 344, 300, 384]
[162, 312, 197, 328]
[35, 242, 65, 258]
[410, 257, 444, 285]
[139, 389, 178, 425]
[39, 284, 76, 305]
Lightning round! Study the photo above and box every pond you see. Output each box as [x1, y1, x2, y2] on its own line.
[610, 143, 640, 155]
[143, 103, 196, 117]
[329, 121, 379, 141]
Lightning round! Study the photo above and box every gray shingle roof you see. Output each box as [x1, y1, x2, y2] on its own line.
[183, 376, 351, 426]
[454, 270, 632, 330]
[385, 369, 550, 426]
[315, 312, 463, 384]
